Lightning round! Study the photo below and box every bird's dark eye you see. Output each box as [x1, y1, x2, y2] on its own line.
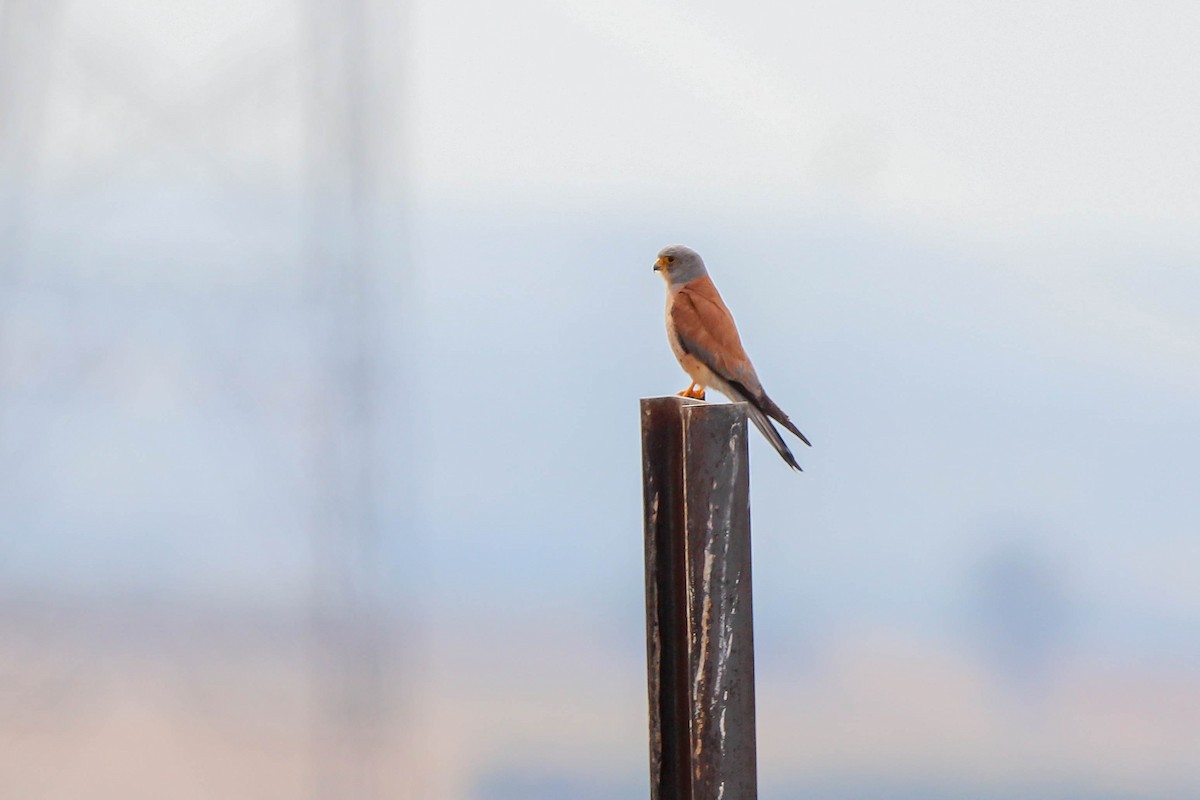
[666, 256, 675, 264]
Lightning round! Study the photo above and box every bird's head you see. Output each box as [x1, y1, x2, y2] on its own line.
[653, 244, 707, 287]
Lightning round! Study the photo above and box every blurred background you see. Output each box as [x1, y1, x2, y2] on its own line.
[2, 1, 1198, 798]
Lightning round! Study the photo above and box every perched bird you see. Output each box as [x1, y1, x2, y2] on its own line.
[653, 244, 811, 471]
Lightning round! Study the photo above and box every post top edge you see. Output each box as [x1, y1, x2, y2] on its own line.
[640, 396, 750, 425]
[680, 400, 749, 422]
[639, 395, 708, 408]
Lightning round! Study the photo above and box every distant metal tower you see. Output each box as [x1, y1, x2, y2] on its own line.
[0, 0, 61, 520]
[0, 2, 39, 254]
[304, 1, 388, 798]
[0, 0, 60, 292]
[0, 2, 400, 797]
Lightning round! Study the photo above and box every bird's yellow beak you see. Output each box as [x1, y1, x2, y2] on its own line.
[653, 256, 667, 271]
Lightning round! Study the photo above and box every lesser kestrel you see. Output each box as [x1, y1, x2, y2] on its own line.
[654, 244, 811, 471]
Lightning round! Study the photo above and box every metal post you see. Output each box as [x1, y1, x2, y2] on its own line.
[641, 396, 758, 800]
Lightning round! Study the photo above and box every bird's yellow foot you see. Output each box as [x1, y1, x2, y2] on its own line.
[676, 382, 706, 400]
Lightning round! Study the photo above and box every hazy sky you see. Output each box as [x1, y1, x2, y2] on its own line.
[411, 0, 1200, 233]
[8, 0, 1200, 636]
[402, 0, 1200, 637]
[5, 2, 1200, 797]
[409, 0, 1200, 411]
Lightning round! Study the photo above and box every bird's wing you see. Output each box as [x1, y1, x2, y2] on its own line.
[672, 276, 812, 449]
[670, 276, 763, 395]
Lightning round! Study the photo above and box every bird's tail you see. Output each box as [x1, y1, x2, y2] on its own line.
[727, 387, 802, 471]
[758, 393, 812, 448]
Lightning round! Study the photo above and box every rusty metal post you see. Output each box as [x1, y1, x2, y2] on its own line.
[641, 396, 758, 800]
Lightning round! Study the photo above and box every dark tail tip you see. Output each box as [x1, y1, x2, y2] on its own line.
[778, 442, 803, 472]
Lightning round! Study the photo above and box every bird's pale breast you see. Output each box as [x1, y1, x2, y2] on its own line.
[666, 291, 719, 388]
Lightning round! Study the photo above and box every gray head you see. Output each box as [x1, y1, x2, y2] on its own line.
[653, 244, 708, 287]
